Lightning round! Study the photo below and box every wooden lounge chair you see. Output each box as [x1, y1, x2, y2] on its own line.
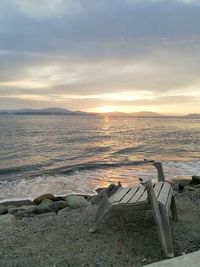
[89, 161, 178, 258]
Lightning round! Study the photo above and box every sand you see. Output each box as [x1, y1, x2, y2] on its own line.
[0, 187, 200, 267]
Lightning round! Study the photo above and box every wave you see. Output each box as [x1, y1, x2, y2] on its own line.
[0, 162, 48, 176]
[112, 146, 144, 155]
[0, 160, 147, 179]
[0, 167, 22, 175]
[58, 160, 151, 175]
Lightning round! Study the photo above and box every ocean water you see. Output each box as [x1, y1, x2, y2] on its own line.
[0, 115, 200, 201]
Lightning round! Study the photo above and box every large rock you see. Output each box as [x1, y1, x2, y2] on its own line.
[36, 200, 58, 214]
[8, 205, 37, 216]
[65, 195, 89, 209]
[0, 205, 7, 215]
[33, 193, 55, 205]
[192, 175, 200, 185]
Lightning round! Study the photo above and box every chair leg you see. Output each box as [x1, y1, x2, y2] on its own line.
[153, 204, 174, 258]
[170, 196, 178, 221]
[89, 193, 111, 233]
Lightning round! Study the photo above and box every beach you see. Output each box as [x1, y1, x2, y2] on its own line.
[0, 183, 200, 267]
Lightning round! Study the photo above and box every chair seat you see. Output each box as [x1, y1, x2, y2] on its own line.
[110, 182, 172, 207]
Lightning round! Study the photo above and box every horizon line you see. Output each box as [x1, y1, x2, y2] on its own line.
[0, 107, 199, 117]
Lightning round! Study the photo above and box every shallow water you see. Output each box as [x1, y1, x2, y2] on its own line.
[0, 115, 200, 200]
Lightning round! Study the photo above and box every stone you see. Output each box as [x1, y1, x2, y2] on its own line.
[52, 200, 68, 210]
[65, 195, 89, 209]
[33, 193, 55, 205]
[91, 183, 120, 204]
[0, 214, 15, 225]
[172, 183, 185, 192]
[41, 199, 54, 204]
[36, 201, 58, 214]
[0, 205, 7, 215]
[192, 175, 200, 185]
[8, 205, 37, 216]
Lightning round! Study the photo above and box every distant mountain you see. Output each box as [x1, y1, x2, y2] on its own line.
[129, 111, 163, 117]
[186, 113, 200, 117]
[0, 109, 165, 117]
[101, 111, 163, 117]
[0, 108, 88, 115]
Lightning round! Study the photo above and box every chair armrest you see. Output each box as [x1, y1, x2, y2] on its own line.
[152, 161, 165, 182]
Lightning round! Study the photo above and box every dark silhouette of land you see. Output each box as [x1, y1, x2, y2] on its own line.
[0, 108, 199, 117]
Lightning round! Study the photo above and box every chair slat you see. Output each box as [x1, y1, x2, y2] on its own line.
[112, 187, 131, 202]
[138, 183, 156, 203]
[137, 188, 148, 202]
[120, 186, 140, 204]
[157, 182, 171, 206]
[129, 185, 146, 203]
[154, 182, 164, 198]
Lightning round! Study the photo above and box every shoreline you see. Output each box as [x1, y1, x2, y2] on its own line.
[0, 181, 200, 266]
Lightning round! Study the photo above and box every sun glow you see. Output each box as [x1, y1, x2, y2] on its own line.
[99, 106, 116, 113]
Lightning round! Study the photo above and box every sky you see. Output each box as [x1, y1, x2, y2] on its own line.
[0, 0, 200, 114]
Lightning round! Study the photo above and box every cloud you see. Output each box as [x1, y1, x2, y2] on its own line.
[0, 0, 200, 113]
[0, 0, 84, 20]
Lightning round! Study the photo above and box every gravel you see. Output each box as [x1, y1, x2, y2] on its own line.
[0, 188, 200, 267]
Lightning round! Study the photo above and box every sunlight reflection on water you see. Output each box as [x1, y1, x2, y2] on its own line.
[0, 115, 200, 200]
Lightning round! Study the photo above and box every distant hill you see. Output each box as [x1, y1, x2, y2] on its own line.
[129, 111, 163, 117]
[0, 108, 88, 116]
[186, 113, 200, 117]
[101, 111, 163, 117]
[0, 109, 165, 117]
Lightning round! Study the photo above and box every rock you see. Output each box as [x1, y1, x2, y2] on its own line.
[53, 200, 68, 210]
[33, 193, 55, 205]
[192, 175, 200, 185]
[36, 201, 58, 214]
[8, 205, 37, 216]
[41, 199, 54, 204]
[172, 182, 185, 192]
[91, 183, 120, 204]
[0, 214, 15, 225]
[0, 205, 7, 215]
[65, 195, 89, 209]
[95, 187, 104, 193]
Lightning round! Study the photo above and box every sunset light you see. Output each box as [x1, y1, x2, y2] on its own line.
[99, 106, 116, 113]
[0, 0, 200, 115]
[1, 1, 200, 264]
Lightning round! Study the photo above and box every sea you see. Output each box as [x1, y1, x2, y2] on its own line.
[0, 115, 200, 201]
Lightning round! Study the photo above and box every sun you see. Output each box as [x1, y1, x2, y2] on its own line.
[99, 106, 115, 113]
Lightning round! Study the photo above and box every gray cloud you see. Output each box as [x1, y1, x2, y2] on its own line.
[0, 0, 200, 113]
